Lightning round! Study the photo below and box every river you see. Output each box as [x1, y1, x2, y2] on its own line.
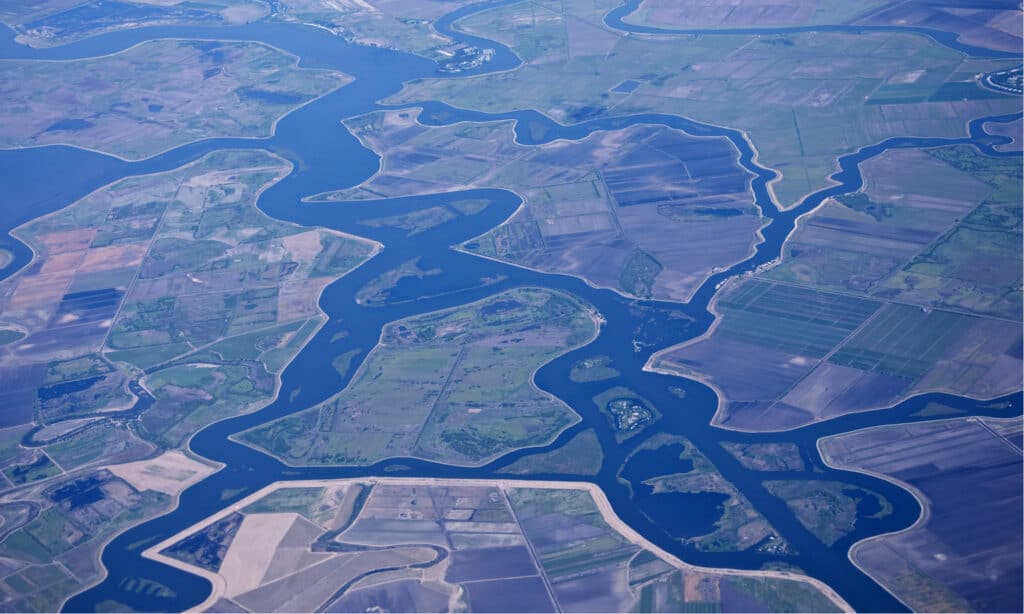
[0, 6, 1019, 613]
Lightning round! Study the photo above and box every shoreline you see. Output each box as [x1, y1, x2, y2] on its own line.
[144, 476, 853, 613]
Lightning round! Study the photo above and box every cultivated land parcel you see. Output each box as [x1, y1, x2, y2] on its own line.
[620, 0, 1022, 55]
[821, 417, 1023, 612]
[653, 144, 1022, 431]
[0, 0, 1020, 612]
[313, 108, 761, 302]
[390, 0, 1020, 207]
[150, 479, 848, 613]
[240, 287, 598, 466]
[0, 149, 374, 608]
[0, 39, 346, 159]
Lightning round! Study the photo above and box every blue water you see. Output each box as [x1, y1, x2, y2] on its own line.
[0, 7, 1019, 614]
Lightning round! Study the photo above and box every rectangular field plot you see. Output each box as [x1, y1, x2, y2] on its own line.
[319, 109, 762, 301]
[144, 479, 845, 613]
[828, 305, 972, 379]
[658, 277, 1022, 431]
[821, 418, 1023, 612]
[716, 280, 880, 358]
[765, 147, 993, 295]
[239, 288, 594, 467]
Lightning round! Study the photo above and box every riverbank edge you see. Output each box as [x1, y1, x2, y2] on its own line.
[143, 476, 854, 613]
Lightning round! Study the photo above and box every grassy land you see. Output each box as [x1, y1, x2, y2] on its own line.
[0, 470, 170, 612]
[0, 39, 345, 159]
[657, 144, 1022, 432]
[314, 108, 761, 302]
[0, 150, 374, 610]
[820, 418, 1022, 612]
[569, 354, 620, 383]
[391, 2, 1019, 207]
[0, 149, 374, 454]
[1, 1, 266, 47]
[763, 480, 891, 546]
[240, 287, 597, 466]
[621, 0, 884, 29]
[497, 428, 604, 476]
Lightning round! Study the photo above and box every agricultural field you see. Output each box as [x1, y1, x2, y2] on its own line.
[497, 428, 604, 476]
[766, 146, 1022, 320]
[0, 0, 267, 47]
[0, 39, 347, 159]
[272, 0, 488, 65]
[621, 435, 785, 553]
[652, 144, 1022, 431]
[0, 149, 375, 452]
[391, 3, 1020, 207]
[0, 469, 171, 612]
[0, 148, 372, 610]
[854, 1, 1023, 55]
[619, 0, 885, 29]
[313, 108, 761, 301]
[820, 417, 1023, 613]
[618, 0, 1023, 55]
[239, 287, 598, 466]
[0, 0, 495, 69]
[146, 479, 846, 613]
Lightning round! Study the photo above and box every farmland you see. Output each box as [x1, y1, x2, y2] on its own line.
[391, 2, 1020, 207]
[619, 1, 885, 30]
[146, 478, 847, 613]
[0, 469, 173, 611]
[239, 287, 598, 466]
[0, 0, 496, 69]
[0, 39, 347, 159]
[1, 0, 267, 47]
[820, 417, 1023, 612]
[313, 108, 761, 301]
[652, 144, 1022, 431]
[0, 149, 375, 448]
[618, 0, 1022, 55]
[0, 147, 375, 609]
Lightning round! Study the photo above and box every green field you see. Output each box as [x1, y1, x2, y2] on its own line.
[391, 3, 1019, 207]
[657, 143, 1022, 431]
[240, 287, 597, 466]
[0, 470, 170, 612]
[0, 40, 345, 159]
[0, 149, 374, 450]
[152, 479, 844, 612]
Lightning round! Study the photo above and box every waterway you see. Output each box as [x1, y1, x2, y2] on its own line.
[0, 5, 1019, 613]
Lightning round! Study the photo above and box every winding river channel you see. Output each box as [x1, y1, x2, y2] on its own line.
[0, 4, 1020, 612]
